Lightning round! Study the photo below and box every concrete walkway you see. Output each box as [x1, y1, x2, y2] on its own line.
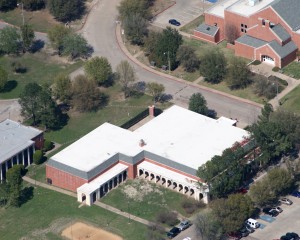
[22, 176, 156, 227]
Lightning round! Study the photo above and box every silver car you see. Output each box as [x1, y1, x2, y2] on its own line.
[178, 220, 192, 231]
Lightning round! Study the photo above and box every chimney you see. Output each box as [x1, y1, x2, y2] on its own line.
[148, 105, 155, 117]
[139, 139, 146, 147]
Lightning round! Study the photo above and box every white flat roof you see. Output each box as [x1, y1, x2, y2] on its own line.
[228, 0, 275, 17]
[77, 163, 128, 195]
[207, 0, 238, 17]
[51, 105, 249, 173]
[138, 161, 198, 188]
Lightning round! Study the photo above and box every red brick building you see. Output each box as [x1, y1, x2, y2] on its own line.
[194, 0, 300, 68]
[46, 106, 252, 206]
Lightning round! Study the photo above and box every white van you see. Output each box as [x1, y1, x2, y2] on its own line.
[245, 218, 260, 229]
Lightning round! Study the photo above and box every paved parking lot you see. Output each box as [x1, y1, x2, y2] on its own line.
[152, 0, 213, 28]
[248, 196, 300, 240]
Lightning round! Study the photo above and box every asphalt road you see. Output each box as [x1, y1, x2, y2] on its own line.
[80, 0, 261, 127]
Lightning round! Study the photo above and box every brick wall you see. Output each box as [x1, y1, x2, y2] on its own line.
[32, 133, 44, 150]
[235, 42, 255, 60]
[205, 14, 225, 40]
[193, 30, 218, 44]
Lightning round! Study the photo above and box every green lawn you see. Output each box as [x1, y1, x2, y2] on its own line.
[282, 62, 300, 79]
[26, 164, 47, 183]
[0, 186, 147, 240]
[180, 15, 204, 34]
[0, 53, 83, 99]
[0, 8, 59, 33]
[101, 179, 194, 222]
[280, 85, 300, 114]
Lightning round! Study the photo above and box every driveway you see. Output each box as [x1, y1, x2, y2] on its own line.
[152, 0, 212, 28]
[80, 0, 262, 128]
[249, 196, 300, 240]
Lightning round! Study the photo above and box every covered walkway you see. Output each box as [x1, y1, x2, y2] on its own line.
[137, 161, 209, 203]
[77, 163, 128, 206]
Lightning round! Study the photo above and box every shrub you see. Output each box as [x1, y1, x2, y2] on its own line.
[22, 0, 45, 11]
[272, 66, 280, 72]
[11, 61, 27, 73]
[156, 210, 178, 226]
[43, 140, 54, 152]
[181, 198, 205, 214]
[33, 150, 43, 165]
[251, 60, 261, 65]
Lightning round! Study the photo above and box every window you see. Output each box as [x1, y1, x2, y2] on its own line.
[240, 23, 247, 32]
[241, 28, 244, 32]
[262, 19, 265, 26]
[245, 30, 247, 33]
[245, 25, 248, 28]
[241, 23, 244, 27]
[214, 23, 217, 26]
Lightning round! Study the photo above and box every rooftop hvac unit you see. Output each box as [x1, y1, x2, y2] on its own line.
[249, 0, 259, 6]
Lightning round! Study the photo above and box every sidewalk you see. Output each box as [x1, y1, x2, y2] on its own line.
[23, 176, 156, 227]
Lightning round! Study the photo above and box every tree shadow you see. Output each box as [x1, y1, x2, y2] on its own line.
[133, 81, 146, 93]
[30, 40, 45, 53]
[160, 93, 173, 102]
[0, 80, 18, 93]
[207, 109, 217, 119]
[20, 186, 34, 206]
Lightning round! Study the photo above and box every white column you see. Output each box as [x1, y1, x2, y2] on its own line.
[5, 160, 8, 171]
[27, 147, 30, 166]
[0, 164, 3, 181]
[22, 151, 25, 165]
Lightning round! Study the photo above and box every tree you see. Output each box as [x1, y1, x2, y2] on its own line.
[19, 82, 42, 125]
[225, 24, 238, 44]
[177, 45, 200, 72]
[47, 25, 71, 53]
[0, 66, 8, 91]
[6, 165, 23, 207]
[33, 150, 43, 164]
[48, 0, 85, 22]
[226, 58, 251, 89]
[149, 27, 183, 70]
[267, 168, 293, 195]
[22, 0, 45, 11]
[188, 93, 208, 116]
[123, 13, 148, 45]
[118, 0, 151, 21]
[116, 60, 136, 98]
[249, 178, 276, 207]
[211, 194, 254, 233]
[84, 57, 112, 85]
[20, 24, 35, 52]
[253, 75, 277, 99]
[71, 75, 107, 112]
[52, 73, 72, 103]
[62, 33, 90, 60]
[0, 0, 17, 11]
[0, 26, 20, 54]
[200, 50, 227, 84]
[194, 212, 223, 240]
[146, 82, 165, 102]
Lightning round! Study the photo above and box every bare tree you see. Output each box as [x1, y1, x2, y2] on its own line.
[225, 24, 238, 44]
[116, 60, 136, 98]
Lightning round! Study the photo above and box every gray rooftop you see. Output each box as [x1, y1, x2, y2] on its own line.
[235, 34, 267, 48]
[268, 40, 297, 58]
[271, 0, 300, 31]
[0, 119, 42, 164]
[195, 23, 219, 36]
[271, 24, 291, 42]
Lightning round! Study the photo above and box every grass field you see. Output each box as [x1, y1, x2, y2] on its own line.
[281, 85, 300, 114]
[0, 186, 148, 240]
[180, 15, 204, 34]
[101, 179, 194, 222]
[282, 62, 300, 79]
[0, 53, 83, 99]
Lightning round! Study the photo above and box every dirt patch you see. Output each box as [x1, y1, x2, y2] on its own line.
[123, 179, 162, 202]
[61, 222, 123, 240]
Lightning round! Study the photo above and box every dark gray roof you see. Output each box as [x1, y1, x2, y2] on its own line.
[271, 24, 291, 42]
[195, 23, 218, 36]
[268, 40, 297, 58]
[235, 35, 267, 48]
[0, 119, 42, 164]
[271, 0, 300, 31]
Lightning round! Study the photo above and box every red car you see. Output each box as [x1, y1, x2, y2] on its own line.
[227, 232, 242, 240]
[237, 188, 248, 194]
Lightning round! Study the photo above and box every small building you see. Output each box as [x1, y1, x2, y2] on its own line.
[46, 106, 251, 206]
[193, 0, 300, 68]
[0, 119, 43, 181]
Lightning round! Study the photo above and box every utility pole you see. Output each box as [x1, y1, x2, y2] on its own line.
[17, 3, 24, 26]
[164, 51, 171, 74]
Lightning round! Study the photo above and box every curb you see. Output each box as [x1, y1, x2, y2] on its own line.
[115, 24, 263, 109]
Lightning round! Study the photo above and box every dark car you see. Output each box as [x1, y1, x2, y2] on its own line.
[168, 19, 181, 26]
[286, 232, 300, 240]
[238, 228, 249, 237]
[291, 190, 300, 198]
[166, 227, 181, 239]
[263, 207, 279, 217]
[227, 232, 242, 240]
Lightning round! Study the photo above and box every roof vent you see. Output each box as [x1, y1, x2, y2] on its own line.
[248, 0, 259, 6]
[206, 27, 210, 31]
[139, 139, 146, 147]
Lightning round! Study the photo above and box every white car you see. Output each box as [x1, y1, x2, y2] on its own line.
[279, 198, 293, 205]
[272, 206, 283, 213]
[182, 238, 191, 240]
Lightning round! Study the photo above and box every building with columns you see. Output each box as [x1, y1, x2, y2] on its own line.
[194, 0, 300, 68]
[0, 119, 43, 181]
[46, 105, 251, 206]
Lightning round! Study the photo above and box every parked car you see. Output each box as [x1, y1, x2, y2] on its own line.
[272, 206, 283, 213]
[182, 238, 191, 240]
[169, 19, 181, 26]
[178, 220, 192, 231]
[244, 224, 255, 233]
[291, 190, 300, 198]
[167, 227, 181, 239]
[227, 232, 242, 240]
[238, 228, 249, 237]
[263, 207, 279, 217]
[286, 232, 300, 240]
[279, 198, 293, 205]
[245, 218, 260, 229]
